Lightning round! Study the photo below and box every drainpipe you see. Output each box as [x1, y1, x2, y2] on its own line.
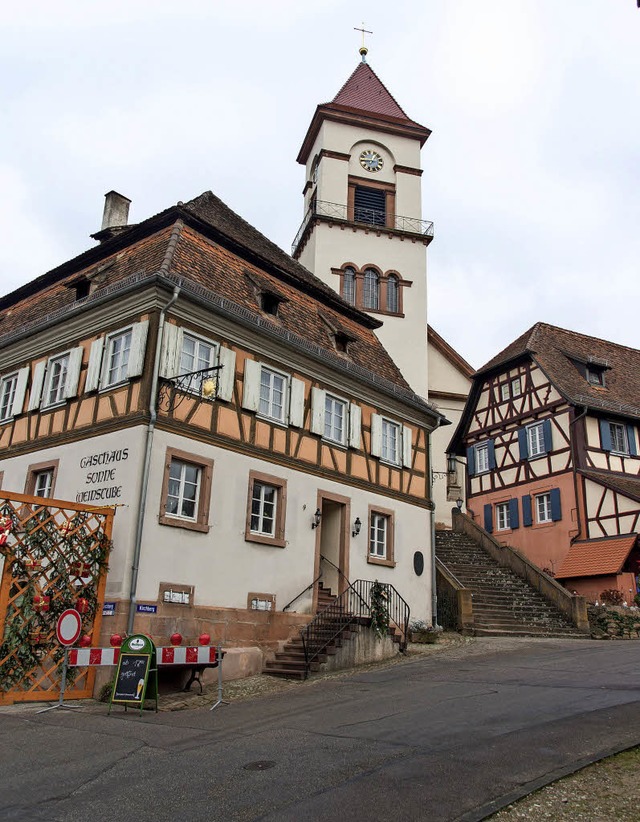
[427, 418, 441, 630]
[126, 283, 181, 634]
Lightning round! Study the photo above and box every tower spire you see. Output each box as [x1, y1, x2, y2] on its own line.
[353, 22, 372, 62]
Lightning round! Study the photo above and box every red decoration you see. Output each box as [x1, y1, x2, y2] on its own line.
[110, 634, 123, 647]
[59, 522, 74, 537]
[79, 634, 92, 647]
[24, 558, 42, 572]
[70, 561, 91, 578]
[76, 597, 89, 614]
[198, 633, 211, 646]
[33, 595, 50, 613]
[170, 632, 182, 646]
[29, 630, 46, 645]
[0, 515, 12, 531]
[0, 533, 8, 548]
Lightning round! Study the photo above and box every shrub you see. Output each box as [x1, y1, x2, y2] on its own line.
[600, 588, 625, 606]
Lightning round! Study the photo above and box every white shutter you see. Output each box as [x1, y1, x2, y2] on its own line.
[242, 359, 261, 411]
[63, 347, 84, 399]
[289, 378, 305, 427]
[348, 403, 362, 449]
[370, 413, 382, 457]
[85, 338, 105, 392]
[402, 425, 413, 468]
[127, 320, 149, 378]
[216, 346, 236, 402]
[28, 361, 46, 411]
[11, 367, 30, 416]
[159, 323, 183, 379]
[310, 388, 326, 435]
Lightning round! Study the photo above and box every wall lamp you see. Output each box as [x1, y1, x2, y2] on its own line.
[456, 497, 464, 511]
[352, 517, 362, 538]
[311, 508, 322, 529]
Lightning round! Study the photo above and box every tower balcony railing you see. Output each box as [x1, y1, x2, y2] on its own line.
[291, 200, 434, 256]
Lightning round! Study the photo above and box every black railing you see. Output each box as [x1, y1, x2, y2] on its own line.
[282, 572, 323, 612]
[299, 579, 410, 678]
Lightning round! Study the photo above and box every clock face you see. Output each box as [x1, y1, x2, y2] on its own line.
[359, 149, 384, 173]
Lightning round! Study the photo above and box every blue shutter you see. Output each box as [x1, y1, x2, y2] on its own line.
[627, 425, 637, 457]
[509, 498, 520, 529]
[466, 445, 476, 476]
[522, 495, 532, 527]
[600, 419, 612, 451]
[550, 488, 562, 521]
[488, 439, 497, 470]
[518, 427, 529, 460]
[542, 419, 553, 453]
[483, 504, 493, 533]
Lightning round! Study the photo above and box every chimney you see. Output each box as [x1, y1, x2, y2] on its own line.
[101, 191, 131, 230]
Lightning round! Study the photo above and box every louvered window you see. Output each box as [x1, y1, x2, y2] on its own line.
[354, 186, 386, 226]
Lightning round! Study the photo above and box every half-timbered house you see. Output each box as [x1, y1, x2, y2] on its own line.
[0, 189, 442, 672]
[448, 323, 640, 601]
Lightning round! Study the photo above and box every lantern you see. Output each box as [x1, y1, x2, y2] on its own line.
[33, 595, 50, 613]
[170, 632, 183, 646]
[76, 597, 90, 614]
[198, 633, 211, 646]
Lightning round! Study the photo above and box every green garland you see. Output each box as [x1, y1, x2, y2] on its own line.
[370, 580, 390, 639]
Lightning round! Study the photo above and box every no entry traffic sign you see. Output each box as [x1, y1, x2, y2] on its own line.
[56, 609, 82, 646]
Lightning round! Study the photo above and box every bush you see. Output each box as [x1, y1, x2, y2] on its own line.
[600, 588, 625, 606]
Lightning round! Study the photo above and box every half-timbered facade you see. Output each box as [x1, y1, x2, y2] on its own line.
[0, 190, 442, 667]
[448, 323, 640, 601]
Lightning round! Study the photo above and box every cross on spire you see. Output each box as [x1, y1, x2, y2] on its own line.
[354, 22, 372, 62]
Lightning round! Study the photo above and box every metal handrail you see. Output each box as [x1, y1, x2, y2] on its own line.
[282, 572, 323, 612]
[292, 200, 434, 255]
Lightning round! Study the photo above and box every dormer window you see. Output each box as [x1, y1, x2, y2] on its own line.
[260, 292, 283, 317]
[334, 333, 351, 354]
[586, 366, 605, 386]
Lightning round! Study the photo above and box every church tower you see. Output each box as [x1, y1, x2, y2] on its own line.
[293, 48, 433, 398]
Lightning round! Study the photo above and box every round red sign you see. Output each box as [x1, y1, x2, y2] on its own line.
[56, 609, 82, 646]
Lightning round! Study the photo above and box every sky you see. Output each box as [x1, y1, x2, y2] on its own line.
[2, 0, 639, 369]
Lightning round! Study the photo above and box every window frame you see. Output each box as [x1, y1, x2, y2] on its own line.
[500, 383, 510, 402]
[362, 268, 380, 310]
[258, 365, 289, 424]
[24, 460, 59, 498]
[527, 421, 546, 458]
[511, 377, 522, 397]
[475, 442, 490, 474]
[102, 327, 134, 389]
[245, 470, 287, 548]
[179, 331, 219, 382]
[535, 492, 552, 524]
[0, 372, 19, 422]
[42, 352, 70, 409]
[381, 418, 401, 465]
[367, 505, 396, 568]
[158, 447, 214, 533]
[496, 501, 511, 531]
[609, 422, 629, 455]
[323, 393, 348, 446]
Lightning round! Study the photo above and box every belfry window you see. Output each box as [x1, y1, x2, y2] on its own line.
[354, 186, 386, 227]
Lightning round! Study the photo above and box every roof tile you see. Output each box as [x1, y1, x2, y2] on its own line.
[556, 534, 637, 578]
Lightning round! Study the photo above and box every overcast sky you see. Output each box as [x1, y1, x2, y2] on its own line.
[2, 0, 639, 369]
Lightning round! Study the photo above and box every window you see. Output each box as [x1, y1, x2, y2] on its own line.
[500, 383, 509, 401]
[354, 185, 386, 227]
[496, 502, 510, 531]
[104, 329, 132, 387]
[85, 321, 149, 393]
[586, 366, 605, 386]
[159, 448, 213, 532]
[382, 419, 400, 464]
[527, 422, 546, 458]
[363, 268, 379, 310]
[599, 419, 637, 456]
[34, 470, 54, 498]
[324, 394, 347, 444]
[476, 443, 490, 474]
[245, 470, 287, 547]
[511, 377, 522, 397]
[43, 353, 70, 407]
[342, 267, 356, 305]
[367, 506, 395, 567]
[0, 373, 18, 421]
[386, 275, 399, 314]
[24, 461, 59, 498]
[536, 492, 552, 524]
[180, 332, 217, 377]
[371, 414, 411, 466]
[610, 422, 628, 455]
[259, 367, 287, 422]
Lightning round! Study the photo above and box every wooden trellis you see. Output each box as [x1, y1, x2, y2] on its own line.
[0, 492, 114, 705]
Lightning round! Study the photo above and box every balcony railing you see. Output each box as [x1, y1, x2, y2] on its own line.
[292, 200, 434, 256]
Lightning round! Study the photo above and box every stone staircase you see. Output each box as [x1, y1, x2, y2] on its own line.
[436, 530, 585, 638]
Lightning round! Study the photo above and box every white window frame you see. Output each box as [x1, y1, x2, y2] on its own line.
[0, 373, 18, 421]
[496, 502, 511, 531]
[165, 458, 202, 522]
[527, 422, 545, 458]
[34, 469, 54, 498]
[511, 377, 522, 397]
[258, 366, 288, 423]
[500, 383, 509, 401]
[250, 481, 278, 537]
[42, 353, 70, 408]
[103, 328, 133, 388]
[475, 442, 490, 474]
[179, 331, 218, 379]
[609, 422, 629, 455]
[536, 492, 552, 524]
[381, 418, 400, 465]
[324, 393, 347, 445]
[369, 512, 388, 558]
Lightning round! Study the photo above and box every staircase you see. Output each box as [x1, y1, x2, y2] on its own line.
[436, 530, 585, 638]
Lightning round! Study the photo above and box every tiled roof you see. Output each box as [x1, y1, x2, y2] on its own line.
[556, 534, 637, 579]
[476, 322, 640, 421]
[331, 62, 413, 122]
[579, 469, 640, 503]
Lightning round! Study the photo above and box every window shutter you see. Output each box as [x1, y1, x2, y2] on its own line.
[370, 413, 383, 457]
[466, 445, 476, 476]
[522, 494, 532, 527]
[488, 439, 497, 470]
[289, 378, 305, 427]
[483, 504, 493, 533]
[241, 359, 261, 412]
[310, 388, 326, 435]
[216, 346, 236, 402]
[626, 424, 637, 457]
[159, 323, 183, 379]
[11, 367, 30, 416]
[542, 419, 553, 453]
[550, 488, 562, 521]
[85, 338, 105, 392]
[349, 403, 362, 449]
[28, 361, 46, 411]
[127, 320, 149, 378]
[509, 498, 520, 529]
[518, 427, 529, 460]
[402, 426, 413, 468]
[63, 347, 84, 399]
[600, 419, 612, 451]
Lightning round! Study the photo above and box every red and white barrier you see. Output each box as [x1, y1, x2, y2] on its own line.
[68, 648, 120, 666]
[157, 646, 218, 665]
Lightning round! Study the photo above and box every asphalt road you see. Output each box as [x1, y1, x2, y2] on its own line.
[2, 637, 640, 822]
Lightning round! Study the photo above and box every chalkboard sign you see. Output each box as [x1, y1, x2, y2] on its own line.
[112, 654, 151, 703]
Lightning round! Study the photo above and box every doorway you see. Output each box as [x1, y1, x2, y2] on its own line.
[314, 491, 350, 605]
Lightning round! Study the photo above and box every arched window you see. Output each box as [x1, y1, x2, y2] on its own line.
[386, 274, 399, 313]
[342, 267, 356, 305]
[363, 268, 379, 310]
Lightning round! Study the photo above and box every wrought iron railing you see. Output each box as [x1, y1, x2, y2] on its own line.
[299, 578, 410, 678]
[292, 200, 434, 255]
[282, 572, 322, 612]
